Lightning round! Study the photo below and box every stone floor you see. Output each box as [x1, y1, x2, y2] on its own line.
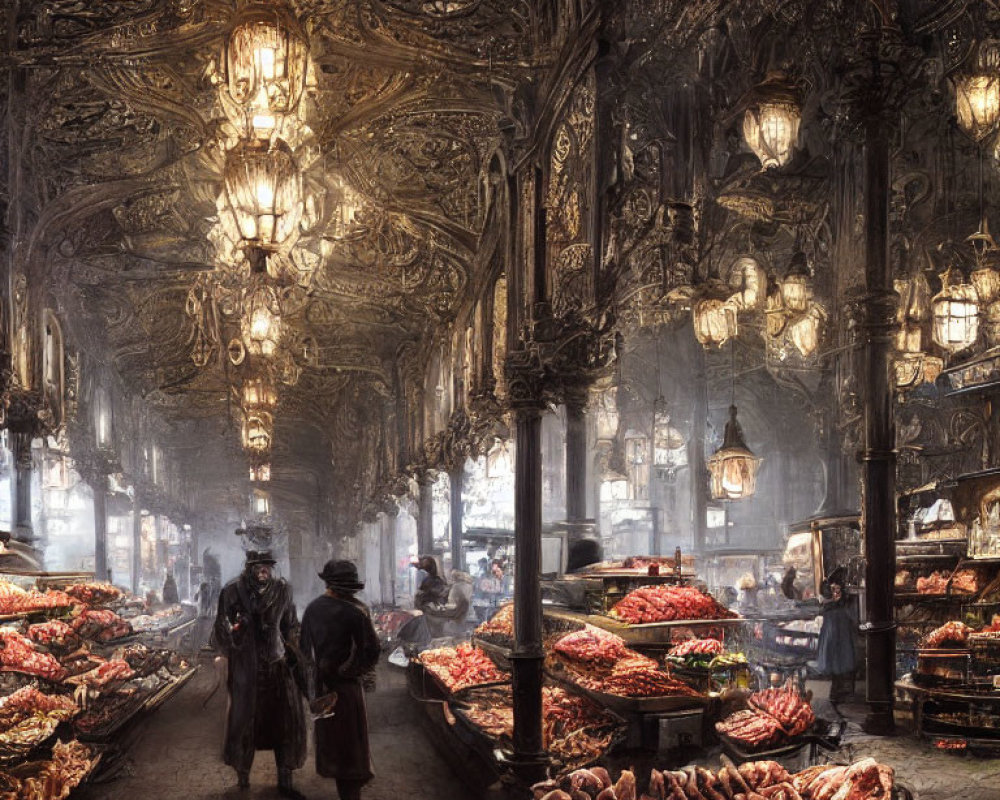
[72, 660, 1000, 800]
[75, 656, 471, 800]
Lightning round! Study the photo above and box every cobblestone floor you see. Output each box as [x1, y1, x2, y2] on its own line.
[806, 681, 1000, 800]
[75, 656, 471, 800]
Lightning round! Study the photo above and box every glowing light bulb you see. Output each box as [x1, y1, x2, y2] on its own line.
[258, 47, 276, 80]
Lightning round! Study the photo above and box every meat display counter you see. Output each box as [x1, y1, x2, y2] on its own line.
[0, 571, 198, 796]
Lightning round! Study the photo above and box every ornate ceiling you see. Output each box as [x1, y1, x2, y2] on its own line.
[3, 0, 541, 512]
[6, 0, 1000, 529]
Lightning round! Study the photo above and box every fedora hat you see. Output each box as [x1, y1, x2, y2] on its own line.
[318, 559, 364, 592]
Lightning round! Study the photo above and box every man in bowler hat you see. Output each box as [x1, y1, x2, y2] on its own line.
[300, 560, 380, 800]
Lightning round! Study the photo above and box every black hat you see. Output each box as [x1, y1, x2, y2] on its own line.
[245, 550, 277, 566]
[318, 559, 364, 592]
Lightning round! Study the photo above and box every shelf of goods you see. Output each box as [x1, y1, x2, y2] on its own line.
[895, 474, 1000, 682]
[895, 617, 1000, 752]
[0, 572, 197, 796]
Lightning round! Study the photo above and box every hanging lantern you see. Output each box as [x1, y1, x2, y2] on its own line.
[242, 373, 278, 411]
[781, 251, 813, 313]
[243, 411, 273, 453]
[727, 255, 767, 311]
[241, 280, 283, 357]
[968, 224, 1000, 303]
[954, 74, 1000, 143]
[653, 398, 688, 482]
[693, 296, 739, 348]
[787, 303, 827, 358]
[594, 387, 620, 443]
[932, 268, 980, 352]
[742, 71, 801, 170]
[250, 462, 272, 482]
[222, 2, 309, 139]
[224, 139, 303, 251]
[708, 405, 761, 501]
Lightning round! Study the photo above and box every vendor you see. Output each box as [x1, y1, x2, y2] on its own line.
[816, 567, 856, 706]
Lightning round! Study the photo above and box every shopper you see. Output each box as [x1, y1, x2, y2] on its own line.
[816, 567, 856, 706]
[424, 569, 473, 637]
[301, 559, 381, 800]
[413, 554, 448, 611]
[162, 571, 179, 605]
[211, 551, 307, 797]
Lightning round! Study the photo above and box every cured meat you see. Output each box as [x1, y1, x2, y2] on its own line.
[715, 710, 784, 749]
[610, 585, 737, 624]
[64, 583, 123, 606]
[554, 627, 631, 668]
[8, 739, 94, 800]
[916, 571, 948, 594]
[26, 620, 78, 649]
[668, 639, 724, 658]
[64, 657, 135, 688]
[0, 583, 76, 616]
[71, 608, 133, 642]
[474, 604, 514, 644]
[0, 687, 77, 726]
[748, 687, 815, 737]
[599, 659, 700, 698]
[0, 629, 65, 681]
[921, 620, 973, 648]
[419, 643, 507, 691]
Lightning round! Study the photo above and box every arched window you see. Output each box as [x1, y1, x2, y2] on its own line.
[42, 311, 65, 430]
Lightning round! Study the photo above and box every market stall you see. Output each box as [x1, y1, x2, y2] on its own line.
[0, 571, 197, 797]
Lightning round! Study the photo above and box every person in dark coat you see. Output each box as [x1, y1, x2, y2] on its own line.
[300, 559, 381, 800]
[162, 572, 179, 605]
[211, 551, 307, 797]
[816, 567, 856, 705]
[412, 555, 448, 611]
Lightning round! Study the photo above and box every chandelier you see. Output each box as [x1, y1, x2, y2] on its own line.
[221, 1, 309, 141]
[743, 71, 801, 170]
[224, 138, 303, 252]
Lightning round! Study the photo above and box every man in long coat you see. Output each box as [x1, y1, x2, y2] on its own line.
[301, 559, 380, 800]
[212, 550, 307, 796]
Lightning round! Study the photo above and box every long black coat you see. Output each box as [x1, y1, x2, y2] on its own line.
[300, 592, 380, 781]
[816, 595, 857, 676]
[211, 574, 307, 771]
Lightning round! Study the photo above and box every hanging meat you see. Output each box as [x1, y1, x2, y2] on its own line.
[610, 585, 737, 624]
